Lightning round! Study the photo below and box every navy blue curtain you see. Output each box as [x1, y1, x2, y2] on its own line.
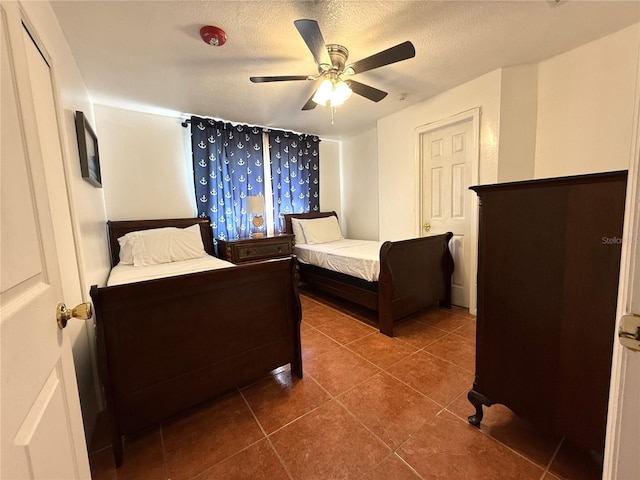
[268, 130, 320, 234]
[191, 116, 265, 241]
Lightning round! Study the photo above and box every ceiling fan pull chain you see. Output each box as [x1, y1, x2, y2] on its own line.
[331, 106, 336, 125]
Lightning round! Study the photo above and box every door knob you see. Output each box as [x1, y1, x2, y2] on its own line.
[56, 301, 93, 329]
[619, 314, 640, 352]
[423, 223, 431, 232]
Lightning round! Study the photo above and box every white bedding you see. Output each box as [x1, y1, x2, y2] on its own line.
[295, 239, 383, 282]
[107, 255, 234, 286]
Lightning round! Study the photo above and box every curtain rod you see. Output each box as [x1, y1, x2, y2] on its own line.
[181, 118, 270, 131]
[181, 118, 268, 131]
[180, 117, 317, 139]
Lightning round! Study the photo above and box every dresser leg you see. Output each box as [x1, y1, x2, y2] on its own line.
[467, 389, 492, 427]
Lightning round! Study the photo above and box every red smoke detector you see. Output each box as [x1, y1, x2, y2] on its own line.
[200, 26, 227, 46]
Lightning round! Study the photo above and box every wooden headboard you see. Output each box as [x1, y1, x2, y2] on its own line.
[106, 217, 214, 268]
[283, 211, 338, 235]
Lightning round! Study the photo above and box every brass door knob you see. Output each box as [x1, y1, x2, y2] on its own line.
[56, 301, 93, 329]
[423, 222, 431, 232]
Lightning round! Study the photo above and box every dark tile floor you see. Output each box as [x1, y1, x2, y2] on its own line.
[88, 289, 602, 480]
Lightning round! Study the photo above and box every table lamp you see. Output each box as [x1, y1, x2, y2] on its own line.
[247, 195, 265, 238]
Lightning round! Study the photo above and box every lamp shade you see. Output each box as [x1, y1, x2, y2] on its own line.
[247, 195, 265, 214]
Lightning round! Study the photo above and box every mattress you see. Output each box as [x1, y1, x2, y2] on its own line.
[107, 255, 234, 286]
[295, 239, 383, 282]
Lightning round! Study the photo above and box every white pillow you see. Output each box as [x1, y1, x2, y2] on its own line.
[119, 224, 207, 267]
[290, 218, 307, 244]
[169, 224, 207, 262]
[130, 227, 176, 266]
[117, 236, 134, 264]
[298, 216, 343, 244]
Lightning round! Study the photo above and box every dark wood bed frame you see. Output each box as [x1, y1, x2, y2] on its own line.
[90, 217, 302, 467]
[283, 212, 454, 336]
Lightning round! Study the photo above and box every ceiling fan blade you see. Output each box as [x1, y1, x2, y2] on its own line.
[294, 19, 331, 67]
[348, 80, 387, 102]
[250, 75, 310, 83]
[302, 96, 318, 111]
[347, 41, 415, 75]
[302, 80, 322, 110]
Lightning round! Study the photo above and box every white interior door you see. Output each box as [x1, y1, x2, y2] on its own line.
[603, 54, 640, 480]
[606, 197, 640, 477]
[0, 4, 90, 479]
[420, 117, 475, 308]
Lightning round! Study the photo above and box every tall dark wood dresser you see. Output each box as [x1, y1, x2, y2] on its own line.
[468, 170, 627, 457]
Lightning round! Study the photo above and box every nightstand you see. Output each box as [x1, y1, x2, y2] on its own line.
[217, 235, 294, 264]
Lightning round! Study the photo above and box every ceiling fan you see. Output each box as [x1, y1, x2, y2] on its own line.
[250, 19, 416, 112]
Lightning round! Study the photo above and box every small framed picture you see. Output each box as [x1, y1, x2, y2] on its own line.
[74, 111, 102, 187]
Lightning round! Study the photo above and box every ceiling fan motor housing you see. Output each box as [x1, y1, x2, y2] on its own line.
[324, 44, 349, 73]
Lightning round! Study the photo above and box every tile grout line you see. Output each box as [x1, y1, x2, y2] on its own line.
[543, 436, 565, 479]
[159, 424, 169, 480]
[391, 451, 429, 480]
[418, 344, 476, 375]
[304, 353, 384, 402]
[176, 388, 270, 480]
[338, 345, 455, 411]
[237, 388, 296, 480]
[382, 349, 470, 408]
[259, 373, 335, 437]
[465, 414, 553, 476]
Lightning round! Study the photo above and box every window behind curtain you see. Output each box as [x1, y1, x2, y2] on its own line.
[190, 117, 320, 241]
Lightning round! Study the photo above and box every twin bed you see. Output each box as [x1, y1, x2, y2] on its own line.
[284, 211, 454, 336]
[90, 218, 302, 467]
[90, 214, 453, 466]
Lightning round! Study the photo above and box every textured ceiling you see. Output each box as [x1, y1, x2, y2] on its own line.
[50, 1, 639, 140]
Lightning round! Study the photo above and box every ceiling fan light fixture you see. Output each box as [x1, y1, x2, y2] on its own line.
[312, 77, 352, 107]
[333, 80, 352, 105]
[312, 79, 333, 106]
[200, 26, 227, 46]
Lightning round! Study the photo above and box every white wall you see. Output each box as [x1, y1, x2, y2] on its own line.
[21, 0, 111, 444]
[376, 70, 502, 241]
[340, 127, 379, 240]
[535, 24, 640, 178]
[94, 106, 196, 220]
[319, 140, 341, 219]
[497, 65, 538, 182]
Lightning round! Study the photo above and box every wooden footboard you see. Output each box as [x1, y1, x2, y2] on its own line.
[90, 257, 301, 466]
[378, 232, 453, 336]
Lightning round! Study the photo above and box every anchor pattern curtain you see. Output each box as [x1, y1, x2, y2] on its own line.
[191, 116, 320, 241]
[191, 116, 265, 241]
[268, 129, 320, 234]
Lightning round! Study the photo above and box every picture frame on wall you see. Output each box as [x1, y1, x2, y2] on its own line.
[74, 110, 102, 188]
